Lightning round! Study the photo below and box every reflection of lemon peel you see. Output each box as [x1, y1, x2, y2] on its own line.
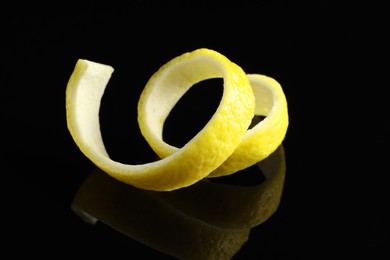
[66, 48, 288, 191]
[151, 145, 286, 230]
[71, 145, 285, 258]
[71, 168, 250, 260]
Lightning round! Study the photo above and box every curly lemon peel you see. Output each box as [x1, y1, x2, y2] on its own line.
[66, 48, 256, 191]
[139, 73, 289, 177]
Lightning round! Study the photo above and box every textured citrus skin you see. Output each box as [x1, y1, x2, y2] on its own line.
[209, 74, 289, 177]
[138, 72, 289, 177]
[66, 49, 255, 191]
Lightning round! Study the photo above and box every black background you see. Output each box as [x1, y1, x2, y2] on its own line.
[2, 1, 389, 258]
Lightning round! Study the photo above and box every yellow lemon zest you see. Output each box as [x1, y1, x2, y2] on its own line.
[139, 73, 288, 177]
[66, 48, 258, 191]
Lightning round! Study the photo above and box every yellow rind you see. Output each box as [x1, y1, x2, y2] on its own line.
[209, 74, 289, 177]
[138, 71, 289, 177]
[66, 49, 255, 191]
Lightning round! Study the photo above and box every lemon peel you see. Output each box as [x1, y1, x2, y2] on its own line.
[139, 73, 289, 177]
[66, 48, 255, 191]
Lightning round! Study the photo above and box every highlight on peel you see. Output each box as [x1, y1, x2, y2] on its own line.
[139, 73, 289, 177]
[66, 48, 256, 191]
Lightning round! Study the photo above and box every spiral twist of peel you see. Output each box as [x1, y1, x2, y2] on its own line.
[66, 48, 288, 191]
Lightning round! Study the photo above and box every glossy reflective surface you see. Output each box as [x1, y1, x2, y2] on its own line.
[71, 145, 285, 259]
[3, 3, 389, 258]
